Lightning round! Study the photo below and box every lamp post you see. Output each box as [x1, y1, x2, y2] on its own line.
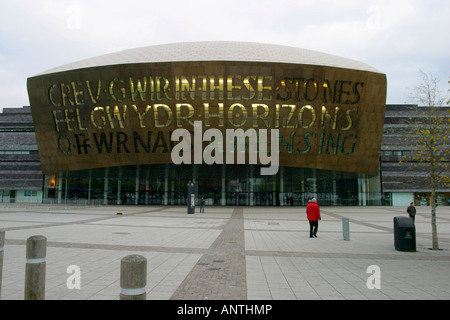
[187, 181, 195, 214]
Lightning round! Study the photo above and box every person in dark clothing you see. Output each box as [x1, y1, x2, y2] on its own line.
[407, 202, 416, 222]
[306, 198, 321, 238]
[200, 197, 205, 213]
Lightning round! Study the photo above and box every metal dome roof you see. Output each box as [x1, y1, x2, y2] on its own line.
[37, 41, 381, 75]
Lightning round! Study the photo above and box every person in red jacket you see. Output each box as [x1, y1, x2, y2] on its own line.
[306, 198, 321, 238]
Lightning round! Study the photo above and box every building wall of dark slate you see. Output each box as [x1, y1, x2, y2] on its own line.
[0, 107, 43, 202]
[381, 104, 449, 205]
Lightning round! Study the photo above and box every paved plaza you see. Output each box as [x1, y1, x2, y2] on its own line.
[0, 203, 449, 300]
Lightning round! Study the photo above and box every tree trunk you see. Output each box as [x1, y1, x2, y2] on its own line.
[431, 185, 439, 250]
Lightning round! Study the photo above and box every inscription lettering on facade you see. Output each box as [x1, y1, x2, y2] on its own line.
[28, 61, 386, 175]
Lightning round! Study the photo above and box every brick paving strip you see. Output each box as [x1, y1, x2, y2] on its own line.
[169, 208, 247, 300]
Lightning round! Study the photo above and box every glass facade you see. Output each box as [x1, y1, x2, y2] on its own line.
[43, 164, 385, 206]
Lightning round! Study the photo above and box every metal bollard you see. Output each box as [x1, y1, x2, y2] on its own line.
[342, 218, 350, 241]
[0, 230, 4, 299]
[120, 254, 147, 300]
[24, 235, 47, 300]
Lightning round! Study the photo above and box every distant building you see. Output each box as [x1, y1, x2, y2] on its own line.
[381, 104, 449, 206]
[0, 107, 43, 203]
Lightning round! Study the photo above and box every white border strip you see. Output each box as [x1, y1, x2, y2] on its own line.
[27, 258, 45, 264]
[121, 287, 146, 296]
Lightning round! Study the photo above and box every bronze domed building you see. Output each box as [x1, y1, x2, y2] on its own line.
[26, 41, 387, 206]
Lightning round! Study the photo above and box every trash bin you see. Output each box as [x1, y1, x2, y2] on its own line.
[393, 216, 416, 252]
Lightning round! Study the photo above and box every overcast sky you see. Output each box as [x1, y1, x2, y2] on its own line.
[0, 0, 448, 110]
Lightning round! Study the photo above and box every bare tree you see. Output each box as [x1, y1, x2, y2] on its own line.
[402, 71, 450, 250]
